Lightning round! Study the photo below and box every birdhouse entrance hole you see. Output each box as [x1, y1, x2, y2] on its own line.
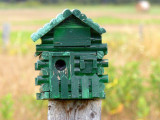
[55, 59, 66, 71]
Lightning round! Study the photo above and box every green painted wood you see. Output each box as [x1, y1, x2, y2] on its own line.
[41, 36, 102, 44]
[42, 37, 54, 44]
[61, 75, 69, 99]
[74, 59, 108, 68]
[31, 9, 106, 42]
[93, 60, 97, 68]
[92, 74, 100, 98]
[74, 59, 80, 67]
[99, 75, 109, 83]
[56, 15, 88, 28]
[91, 34, 102, 43]
[50, 75, 60, 98]
[80, 54, 96, 60]
[35, 60, 49, 70]
[41, 52, 49, 60]
[80, 60, 85, 69]
[54, 27, 91, 47]
[34, 52, 41, 57]
[51, 55, 70, 79]
[98, 59, 108, 67]
[32, 9, 108, 100]
[81, 76, 89, 98]
[36, 93, 41, 100]
[97, 67, 104, 75]
[36, 92, 50, 100]
[97, 51, 104, 59]
[74, 67, 81, 74]
[40, 83, 49, 92]
[35, 76, 49, 85]
[71, 75, 79, 98]
[43, 92, 50, 99]
[41, 68, 49, 76]
[36, 44, 107, 52]
[81, 61, 93, 74]
[99, 83, 105, 98]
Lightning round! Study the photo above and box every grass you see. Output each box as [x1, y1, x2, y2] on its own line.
[94, 16, 160, 25]
[0, 3, 160, 120]
[11, 16, 160, 26]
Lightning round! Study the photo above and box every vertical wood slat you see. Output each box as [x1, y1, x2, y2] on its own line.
[71, 76, 79, 98]
[99, 83, 105, 98]
[82, 76, 89, 98]
[61, 75, 69, 98]
[51, 75, 60, 98]
[92, 74, 100, 98]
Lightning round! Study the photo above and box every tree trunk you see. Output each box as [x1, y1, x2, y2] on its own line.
[48, 100, 102, 120]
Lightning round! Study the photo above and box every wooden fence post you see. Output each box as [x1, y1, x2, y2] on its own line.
[2, 23, 10, 49]
[48, 100, 102, 120]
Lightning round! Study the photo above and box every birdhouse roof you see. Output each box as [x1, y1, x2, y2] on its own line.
[31, 9, 106, 42]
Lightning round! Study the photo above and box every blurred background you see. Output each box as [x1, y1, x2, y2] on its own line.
[0, 0, 160, 120]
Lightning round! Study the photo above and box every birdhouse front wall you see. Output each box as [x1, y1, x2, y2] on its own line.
[36, 51, 108, 99]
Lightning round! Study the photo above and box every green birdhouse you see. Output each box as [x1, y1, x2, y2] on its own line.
[31, 9, 108, 100]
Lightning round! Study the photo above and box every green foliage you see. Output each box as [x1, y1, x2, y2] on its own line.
[20, 95, 47, 116]
[137, 97, 150, 119]
[21, 95, 47, 110]
[11, 15, 160, 27]
[150, 60, 160, 109]
[94, 16, 160, 25]
[118, 62, 143, 104]
[0, 31, 37, 55]
[102, 59, 160, 118]
[103, 62, 150, 118]
[0, 94, 14, 120]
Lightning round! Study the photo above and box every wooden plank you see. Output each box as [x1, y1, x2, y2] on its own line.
[42, 37, 54, 44]
[36, 44, 107, 52]
[99, 75, 109, 83]
[35, 76, 49, 85]
[61, 75, 69, 99]
[40, 83, 49, 92]
[35, 60, 49, 70]
[54, 27, 91, 46]
[92, 74, 100, 98]
[81, 76, 89, 98]
[71, 75, 79, 98]
[97, 59, 108, 67]
[99, 83, 105, 98]
[50, 75, 60, 99]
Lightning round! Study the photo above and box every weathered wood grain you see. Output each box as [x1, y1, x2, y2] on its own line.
[48, 100, 102, 120]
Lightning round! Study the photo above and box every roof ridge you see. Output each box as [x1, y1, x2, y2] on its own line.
[31, 9, 106, 42]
